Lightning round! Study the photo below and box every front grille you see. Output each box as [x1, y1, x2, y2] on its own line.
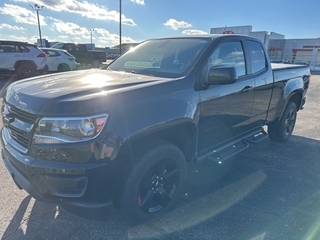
[10, 128, 30, 148]
[2, 103, 38, 150]
[7, 104, 38, 123]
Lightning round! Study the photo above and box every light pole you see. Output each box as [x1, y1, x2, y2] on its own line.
[30, 4, 44, 47]
[119, 0, 122, 55]
[89, 29, 94, 50]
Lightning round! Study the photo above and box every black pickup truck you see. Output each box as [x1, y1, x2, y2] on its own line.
[1, 35, 310, 224]
[51, 43, 106, 68]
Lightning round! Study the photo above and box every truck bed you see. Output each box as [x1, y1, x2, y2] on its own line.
[271, 63, 308, 71]
[272, 63, 310, 82]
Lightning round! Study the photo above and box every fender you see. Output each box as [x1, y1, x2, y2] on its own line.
[100, 94, 199, 162]
[274, 76, 304, 123]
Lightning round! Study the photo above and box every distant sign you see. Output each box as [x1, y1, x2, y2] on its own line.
[303, 45, 320, 48]
[223, 30, 235, 34]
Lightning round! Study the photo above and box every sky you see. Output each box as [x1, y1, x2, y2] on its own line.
[0, 0, 319, 48]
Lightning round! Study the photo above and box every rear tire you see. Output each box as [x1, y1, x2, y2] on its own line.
[268, 102, 297, 142]
[115, 140, 187, 224]
[17, 63, 36, 79]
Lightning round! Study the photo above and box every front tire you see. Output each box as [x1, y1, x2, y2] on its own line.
[268, 102, 297, 142]
[116, 140, 187, 224]
[57, 63, 70, 72]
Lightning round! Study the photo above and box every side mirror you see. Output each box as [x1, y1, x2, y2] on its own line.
[207, 66, 237, 85]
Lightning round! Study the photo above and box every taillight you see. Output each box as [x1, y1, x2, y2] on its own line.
[37, 53, 46, 57]
[68, 57, 74, 61]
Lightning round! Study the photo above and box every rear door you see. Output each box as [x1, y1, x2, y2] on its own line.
[198, 39, 255, 153]
[245, 40, 274, 127]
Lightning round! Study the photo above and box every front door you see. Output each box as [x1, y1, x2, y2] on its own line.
[198, 40, 255, 153]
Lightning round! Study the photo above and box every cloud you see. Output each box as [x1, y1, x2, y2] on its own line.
[95, 28, 137, 46]
[0, 4, 46, 26]
[130, 0, 145, 5]
[182, 29, 209, 35]
[164, 19, 192, 30]
[7, 34, 38, 43]
[13, 0, 136, 26]
[49, 17, 89, 36]
[46, 17, 138, 47]
[0, 23, 26, 31]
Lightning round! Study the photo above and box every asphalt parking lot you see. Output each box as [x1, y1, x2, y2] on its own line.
[0, 75, 320, 240]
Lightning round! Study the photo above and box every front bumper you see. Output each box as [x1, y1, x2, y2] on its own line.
[1, 131, 116, 220]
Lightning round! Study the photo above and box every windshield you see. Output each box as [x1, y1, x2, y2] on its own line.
[107, 38, 211, 77]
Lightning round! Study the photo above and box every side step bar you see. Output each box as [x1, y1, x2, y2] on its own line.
[197, 127, 268, 163]
[246, 130, 268, 144]
[207, 140, 249, 163]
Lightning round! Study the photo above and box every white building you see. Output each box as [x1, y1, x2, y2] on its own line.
[210, 25, 320, 70]
[268, 38, 320, 70]
[210, 25, 284, 47]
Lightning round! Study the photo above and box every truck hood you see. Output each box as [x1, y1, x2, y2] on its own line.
[5, 69, 169, 115]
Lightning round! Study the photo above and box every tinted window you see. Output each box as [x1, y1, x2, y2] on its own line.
[0, 44, 19, 52]
[247, 40, 267, 74]
[208, 41, 246, 77]
[75, 45, 87, 51]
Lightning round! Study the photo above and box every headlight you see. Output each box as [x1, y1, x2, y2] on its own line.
[33, 114, 108, 144]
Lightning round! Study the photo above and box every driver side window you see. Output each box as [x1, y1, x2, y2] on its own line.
[208, 41, 246, 77]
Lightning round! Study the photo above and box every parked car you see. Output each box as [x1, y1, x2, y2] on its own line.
[1, 35, 310, 224]
[51, 43, 106, 68]
[0, 40, 48, 79]
[41, 48, 76, 72]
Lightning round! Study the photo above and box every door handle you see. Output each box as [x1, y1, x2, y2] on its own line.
[242, 86, 253, 93]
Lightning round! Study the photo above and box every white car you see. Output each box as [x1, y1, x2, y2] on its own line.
[0, 40, 48, 79]
[41, 48, 76, 72]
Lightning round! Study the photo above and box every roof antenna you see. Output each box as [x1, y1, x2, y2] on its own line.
[223, 25, 227, 33]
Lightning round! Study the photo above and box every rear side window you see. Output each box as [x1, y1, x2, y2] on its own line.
[19, 46, 30, 52]
[0, 44, 19, 52]
[43, 50, 60, 57]
[247, 40, 267, 74]
[75, 45, 86, 51]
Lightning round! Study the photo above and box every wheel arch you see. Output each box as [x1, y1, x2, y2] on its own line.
[118, 122, 197, 164]
[57, 63, 71, 71]
[277, 91, 303, 123]
[14, 60, 37, 70]
[271, 89, 303, 127]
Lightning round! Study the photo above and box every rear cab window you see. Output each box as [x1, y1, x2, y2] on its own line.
[247, 40, 267, 74]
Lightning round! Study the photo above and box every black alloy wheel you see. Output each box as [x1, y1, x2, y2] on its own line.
[268, 101, 297, 142]
[115, 140, 187, 224]
[137, 158, 179, 213]
[283, 107, 296, 136]
[18, 63, 36, 79]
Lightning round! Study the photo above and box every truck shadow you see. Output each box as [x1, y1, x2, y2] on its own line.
[2, 135, 320, 240]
